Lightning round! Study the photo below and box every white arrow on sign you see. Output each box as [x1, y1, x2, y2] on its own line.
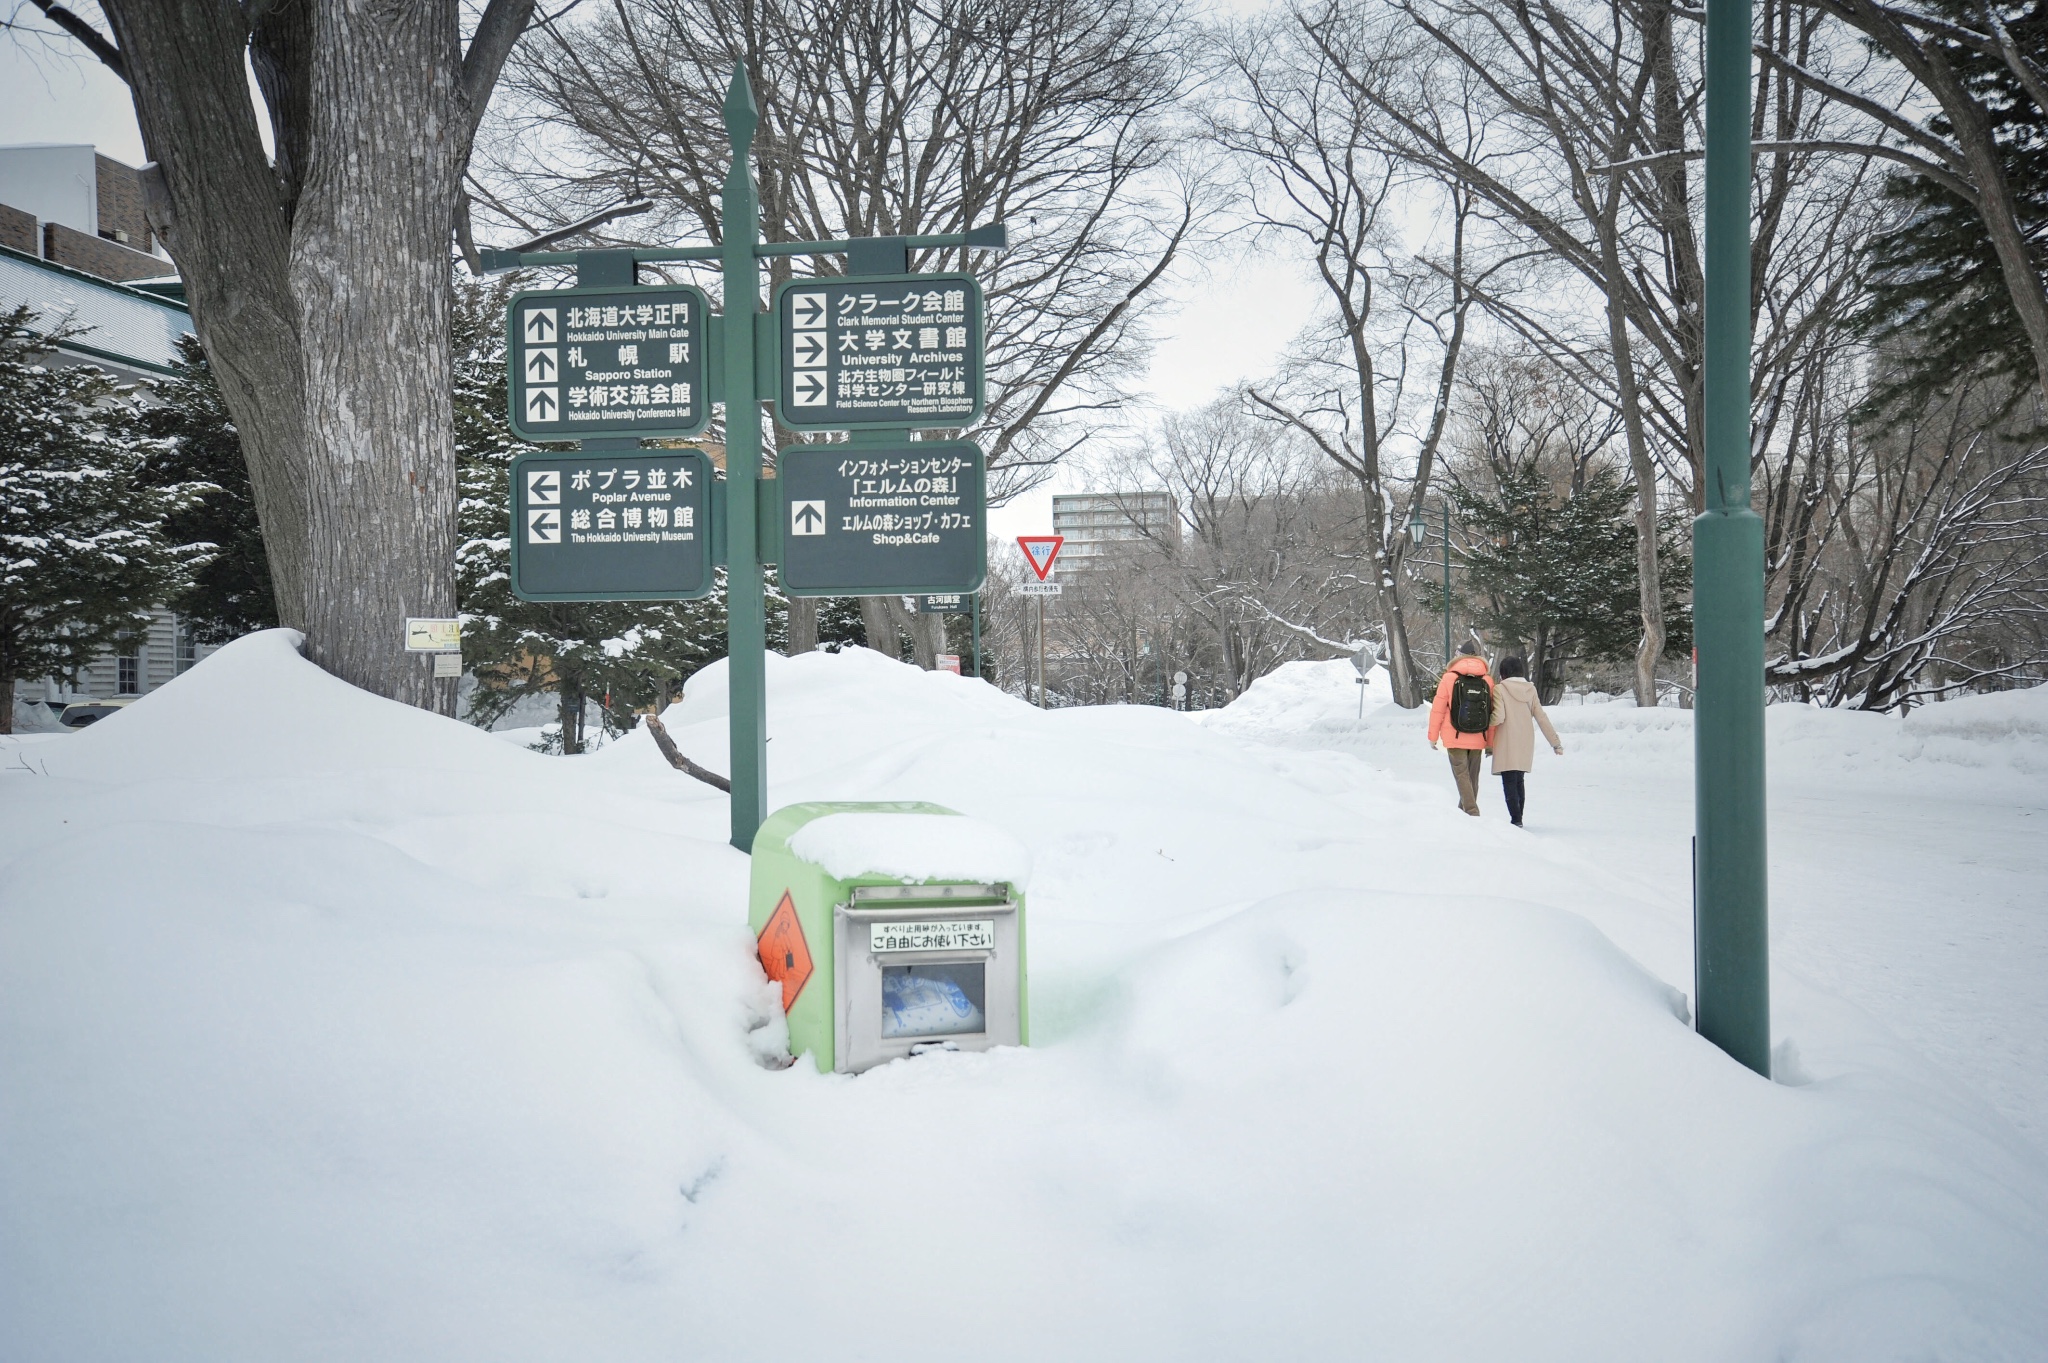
[523, 388, 559, 422]
[790, 291, 827, 328]
[524, 348, 558, 382]
[525, 469, 560, 505]
[523, 307, 557, 344]
[527, 509, 561, 544]
[791, 372, 828, 407]
[790, 331, 827, 367]
[790, 500, 826, 535]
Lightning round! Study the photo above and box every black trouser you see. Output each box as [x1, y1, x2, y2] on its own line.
[1499, 770, 1526, 825]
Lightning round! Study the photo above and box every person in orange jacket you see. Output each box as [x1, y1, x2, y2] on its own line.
[1426, 641, 1497, 816]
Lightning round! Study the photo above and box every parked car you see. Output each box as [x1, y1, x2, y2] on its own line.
[57, 698, 137, 728]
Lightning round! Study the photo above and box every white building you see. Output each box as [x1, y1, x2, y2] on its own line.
[3, 144, 218, 720]
[1050, 491, 1179, 570]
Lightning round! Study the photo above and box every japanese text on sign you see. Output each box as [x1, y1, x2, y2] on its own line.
[508, 285, 709, 441]
[777, 441, 987, 596]
[779, 275, 983, 429]
[510, 449, 714, 602]
[869, 920, 997, 953]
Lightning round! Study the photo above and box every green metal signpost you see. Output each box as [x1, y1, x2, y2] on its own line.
[486, 65, 1003, 854]
[1694, 0, 1771, 1076]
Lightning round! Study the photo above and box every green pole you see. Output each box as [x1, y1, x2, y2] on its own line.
[1694, 0, 1770, 1075]
[721, 67, 768, 852]
[1441, 501, 1452, 663]
[970, 593, 983, 679]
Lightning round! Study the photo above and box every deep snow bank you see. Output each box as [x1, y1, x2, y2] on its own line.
[4, 637, 2046, 1361]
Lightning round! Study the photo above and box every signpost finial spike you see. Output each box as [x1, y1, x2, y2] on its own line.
[723, 63, 758, 143]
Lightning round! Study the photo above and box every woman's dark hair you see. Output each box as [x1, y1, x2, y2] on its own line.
[1498, 655, 1528, 679]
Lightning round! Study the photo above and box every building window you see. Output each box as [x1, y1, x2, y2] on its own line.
[117, 651, 140, 695]
[176, 624, 197, 674]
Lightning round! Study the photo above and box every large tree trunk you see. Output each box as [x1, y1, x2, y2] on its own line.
[0, 675, 14, 736]
[858, 597, 900, 661]
[886, 596, 940, 669]
[103, 3, 311, 630]
[786, 596, 819, 653]
[95, 0, 532, 715]
[291, 0, 462, 713]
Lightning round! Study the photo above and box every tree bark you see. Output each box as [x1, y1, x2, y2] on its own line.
[643, 713, 731, 790]
[91, 0, 536, 714]
[858, 597, 900, 661]
[291, 0, 464, 713]
[558, 679, 584, 755]
[1, 675, 14, 736]
[101, 3, 310, 629]
[786, 596, 819, 654]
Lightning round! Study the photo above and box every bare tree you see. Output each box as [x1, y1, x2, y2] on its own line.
[483, 0, 1205, 502]
[1762, 0, 2048, 401]
[1207, 9, 1503, 705]
[25, 0, 536, 711]
[1309, 0, 1879, 706]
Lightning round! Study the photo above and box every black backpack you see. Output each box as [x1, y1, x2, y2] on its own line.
[1448, 671, 1493, 734]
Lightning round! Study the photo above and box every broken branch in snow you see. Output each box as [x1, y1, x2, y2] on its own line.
[642, 714, 731, 792]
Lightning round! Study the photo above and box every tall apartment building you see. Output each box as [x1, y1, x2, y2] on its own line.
[1049, 491, 1179, 570]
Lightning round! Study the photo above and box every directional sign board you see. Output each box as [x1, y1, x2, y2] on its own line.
[507, 285, 710, 442]
[777, 441, 986, 596]
[509, 449, 714, 601]
[774, 274, 984, 431]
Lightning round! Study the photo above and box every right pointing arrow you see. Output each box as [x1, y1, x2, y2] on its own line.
[791, 332, 825, 366]
[791, 292, 826, 327]
[791, 372, 827, 406]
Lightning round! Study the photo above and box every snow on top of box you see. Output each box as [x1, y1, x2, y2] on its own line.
[786, 811, 1032, 888]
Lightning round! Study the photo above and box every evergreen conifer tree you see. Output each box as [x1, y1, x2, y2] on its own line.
[1430, 462, 1689, 700]
[0, 307, 213, 732]
[1859, 1, 2048, 413]
[452, 280, 777, 753]
[115, 335, 279, 641]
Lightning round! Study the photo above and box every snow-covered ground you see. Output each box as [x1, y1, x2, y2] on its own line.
[3, 633, 2044, 1361]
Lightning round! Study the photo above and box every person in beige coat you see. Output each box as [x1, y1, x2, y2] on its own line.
[1489, 656, 1562, 827]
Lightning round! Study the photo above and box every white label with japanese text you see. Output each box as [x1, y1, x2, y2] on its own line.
[869, 919, 995, 953]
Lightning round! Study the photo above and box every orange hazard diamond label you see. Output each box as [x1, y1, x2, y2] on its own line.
[757, 891, 813, 1013]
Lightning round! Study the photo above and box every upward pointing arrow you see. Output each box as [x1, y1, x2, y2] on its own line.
[792, 502, 825, 533]
[526, 350, 557, 380]
[524, 309, 556, 343]
[529, 389, 557, 418]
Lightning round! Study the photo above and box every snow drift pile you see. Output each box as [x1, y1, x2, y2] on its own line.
[3, 632, 2045, 1361]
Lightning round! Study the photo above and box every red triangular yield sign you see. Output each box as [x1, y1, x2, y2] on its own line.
[1017, 535, 1064, 580]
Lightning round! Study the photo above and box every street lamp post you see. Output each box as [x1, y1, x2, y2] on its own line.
[1694, 0, 1772, 1076]
[1408, 500, 1453, 668]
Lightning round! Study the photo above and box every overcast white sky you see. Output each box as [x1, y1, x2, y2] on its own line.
[0, 19, 1321, 546]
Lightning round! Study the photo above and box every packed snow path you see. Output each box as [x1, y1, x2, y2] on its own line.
[3, 634, 2045, 1362]
[1204, 659, 2048, 1144]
